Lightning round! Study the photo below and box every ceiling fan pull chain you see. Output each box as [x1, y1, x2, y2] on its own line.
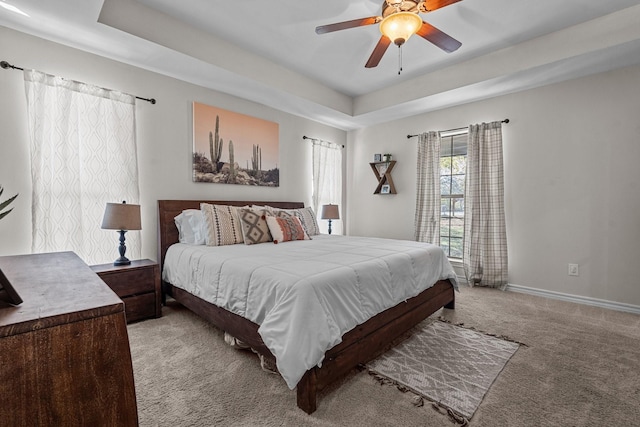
[398, 45, 403, 75]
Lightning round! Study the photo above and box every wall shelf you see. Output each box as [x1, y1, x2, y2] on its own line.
[370, 160, 397, 194]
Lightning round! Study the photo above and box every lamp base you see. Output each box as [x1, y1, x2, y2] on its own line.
[327, 219, 333, 235]
[113, 256, 131, 266]
[114, 229, 131, 266]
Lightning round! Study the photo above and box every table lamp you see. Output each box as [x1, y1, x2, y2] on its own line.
[321, 204, 340, 235]
[101, 201, 141, 266]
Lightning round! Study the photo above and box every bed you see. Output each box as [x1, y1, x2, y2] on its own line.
[157, 199, 457, 414]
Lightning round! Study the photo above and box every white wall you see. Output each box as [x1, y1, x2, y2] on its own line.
[0, 26, 346, 262]
[347, 64, 640, 307]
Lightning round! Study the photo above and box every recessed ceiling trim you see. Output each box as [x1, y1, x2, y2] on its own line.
[2, 0, 639, 131]
[354, 4, 640, 116]
[98, 0, 353, 116]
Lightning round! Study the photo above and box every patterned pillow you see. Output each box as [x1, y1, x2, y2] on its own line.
[273, 209, 295, 219]
[265, 215, 310, 243]
[294, 207, 320, 236]
[237, 208, 272, 245]
[200, 203, 244, 246]
[252, 205, 277, 215]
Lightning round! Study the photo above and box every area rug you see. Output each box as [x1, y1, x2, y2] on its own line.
[367, 320, 520, 421]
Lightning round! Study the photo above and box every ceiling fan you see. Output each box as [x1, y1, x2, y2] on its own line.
[315, 0, 462, 69]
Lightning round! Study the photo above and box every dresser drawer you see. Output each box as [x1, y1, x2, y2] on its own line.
[99, 267, 155, 297]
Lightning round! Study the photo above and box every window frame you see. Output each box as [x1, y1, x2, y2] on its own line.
[439, 129, 468, 260]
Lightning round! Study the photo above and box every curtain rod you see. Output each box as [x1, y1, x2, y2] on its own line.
[302, 135, 344, 148]
[406, 119, 509, 139]
[1, 60, 156, 105]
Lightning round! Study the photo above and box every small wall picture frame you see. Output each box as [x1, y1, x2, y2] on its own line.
[374, 153, 382, 162]
[381, 184, 391, 194]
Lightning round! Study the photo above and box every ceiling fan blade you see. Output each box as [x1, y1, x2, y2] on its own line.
[315, 17, 380, 34]
[416, 21, 462, 53]
[421, 0, 462, 13]
[365, 36, 392, 68]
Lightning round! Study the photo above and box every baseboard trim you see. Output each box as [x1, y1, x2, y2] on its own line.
[505, 283, 640, 315]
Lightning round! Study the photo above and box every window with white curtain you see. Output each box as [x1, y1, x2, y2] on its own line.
[312, 140, 343, 235]
[24, 69, 140, 265]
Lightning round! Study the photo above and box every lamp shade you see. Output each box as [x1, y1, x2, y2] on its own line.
[101, 202, 141, 231]
[379, 12, 422, 46]
[321, 204, 340, 220]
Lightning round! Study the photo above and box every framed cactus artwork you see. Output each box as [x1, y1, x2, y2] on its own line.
[192, 101, 279, 186]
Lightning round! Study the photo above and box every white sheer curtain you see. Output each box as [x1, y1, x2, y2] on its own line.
[463, 121, 508, 288]
[24, 69, 140, 265]
[312, 140, 343, 235]
[414, 131, 441, 244]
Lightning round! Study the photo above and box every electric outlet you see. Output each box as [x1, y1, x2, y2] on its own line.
[568, 263, 579, 276]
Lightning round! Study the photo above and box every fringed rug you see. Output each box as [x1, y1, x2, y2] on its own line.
[367, 320, 520, 422]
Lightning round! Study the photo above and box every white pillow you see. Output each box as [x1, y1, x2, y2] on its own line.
[174, 209, 207, 245]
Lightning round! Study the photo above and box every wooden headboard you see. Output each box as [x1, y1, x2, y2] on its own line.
[157, 200, 305, 271]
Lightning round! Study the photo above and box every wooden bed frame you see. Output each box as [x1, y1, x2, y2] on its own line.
[157, 199, 455, 414]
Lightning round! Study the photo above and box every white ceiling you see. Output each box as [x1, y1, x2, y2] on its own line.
[1, 0, 640, 130]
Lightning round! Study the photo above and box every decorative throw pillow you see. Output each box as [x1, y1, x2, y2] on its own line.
[294, 206, 320, 236]
[238, 208, 272, 245]
[252, 205, 277, 215]
[200, 203, 244, 246]
[273, 209, 295, 219]
[265, 215, 310, 243]
[174, 209, 206, 245]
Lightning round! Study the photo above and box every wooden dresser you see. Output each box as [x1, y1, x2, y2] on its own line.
[0, 252, 138, 427]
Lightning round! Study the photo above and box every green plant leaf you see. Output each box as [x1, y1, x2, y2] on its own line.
[0, 193, 18, 212]
[0, 186, 18, 220]
[0, 209, 13, 220]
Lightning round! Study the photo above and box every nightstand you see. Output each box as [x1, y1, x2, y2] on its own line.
[91, 259, 161, 323]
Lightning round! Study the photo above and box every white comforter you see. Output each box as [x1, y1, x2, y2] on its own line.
[162, 235, 458, 389]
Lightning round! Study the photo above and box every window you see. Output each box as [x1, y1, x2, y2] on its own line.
[312, 140, 343, 235]
[24, 69, 140, 265]
[440, 131, 467, 258]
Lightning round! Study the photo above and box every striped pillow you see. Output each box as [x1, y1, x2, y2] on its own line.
[200, 203, 244, 246]
[294, 207, 320, 236]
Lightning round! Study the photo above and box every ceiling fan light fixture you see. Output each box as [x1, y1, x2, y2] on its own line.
[379, 12, 422, 46]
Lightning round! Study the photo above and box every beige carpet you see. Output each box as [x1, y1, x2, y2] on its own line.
[127, 286, 640, 426]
